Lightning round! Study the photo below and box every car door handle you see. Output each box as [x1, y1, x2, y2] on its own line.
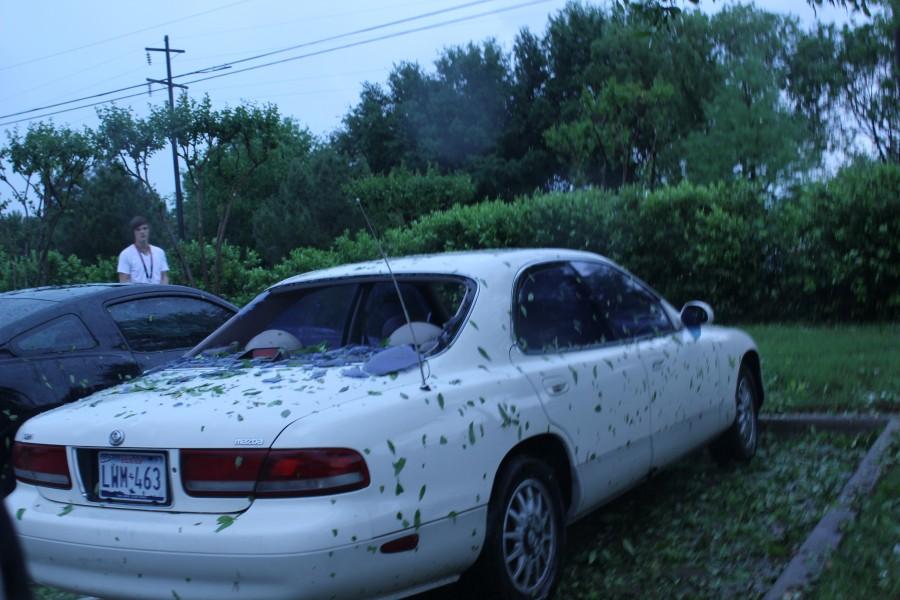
[542, 377, 569, 396]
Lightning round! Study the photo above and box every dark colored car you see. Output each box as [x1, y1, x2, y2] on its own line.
[0, 284, 237, 494]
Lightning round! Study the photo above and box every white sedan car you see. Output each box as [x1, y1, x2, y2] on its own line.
[7, 249, 762, 600]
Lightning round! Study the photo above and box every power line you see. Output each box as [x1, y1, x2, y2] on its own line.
[0, 53, 140, 103]
[177, 0, 550, 87]
[174, 0, 426, 42]
[0, 0, 254, 72]
[170, 0, 499, 79]
[0, 0, 499, 120]
[0, 0, 551, 128]
[0, 87, 167, 128]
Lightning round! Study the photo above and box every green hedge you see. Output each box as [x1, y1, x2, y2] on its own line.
[3, 161, 897, 322]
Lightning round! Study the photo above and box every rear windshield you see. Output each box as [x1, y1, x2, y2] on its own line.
[190, 276, 474, 358]
[0, 298, 55, 328]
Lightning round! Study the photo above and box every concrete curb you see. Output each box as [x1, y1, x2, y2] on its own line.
[762, 415, 900, 600]
[760, 413, 889, 435]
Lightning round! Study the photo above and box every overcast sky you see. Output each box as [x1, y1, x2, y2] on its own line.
[0, 0, 855, 202]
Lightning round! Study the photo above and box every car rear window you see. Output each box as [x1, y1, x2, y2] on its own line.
[191, 276, 475, 357]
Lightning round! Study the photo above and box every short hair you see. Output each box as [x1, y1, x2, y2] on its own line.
[129, 216, 149, 231]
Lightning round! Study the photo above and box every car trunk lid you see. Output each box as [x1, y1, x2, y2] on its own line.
[16, 361, 401, 512]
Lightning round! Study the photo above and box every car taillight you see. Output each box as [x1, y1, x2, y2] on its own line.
[255, 449, 369, 497]
[180, 450, 267, 497]
[180, 448, 369, 498]
[13, 442, 72, 489]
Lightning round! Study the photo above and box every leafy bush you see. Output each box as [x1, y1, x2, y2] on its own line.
[773, 161, 900, 321]
[344, 166, 476, 233]
[0, 251, 116, 291]
[167, 241, 263, 305]
[3, 161, 896, 322]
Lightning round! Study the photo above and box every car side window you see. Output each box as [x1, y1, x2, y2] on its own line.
[514, 262, 606, 353]
[108, 296, 233, 352]
[572, 261, 674, 340]
[11, 314, 96, 355]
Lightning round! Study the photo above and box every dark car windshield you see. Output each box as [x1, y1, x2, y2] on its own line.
[0, 298, 55, 328]
[189, 276, 474, 359]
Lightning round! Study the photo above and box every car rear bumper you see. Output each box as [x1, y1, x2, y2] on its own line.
[6, 484, 486, 600]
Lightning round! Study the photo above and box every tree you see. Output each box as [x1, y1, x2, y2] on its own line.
[0, 123, 95, 285]
[95, 105, 194, 285]
[337, 82, 403, 175]
[54, 164, 164, 261]
[185, 112, 314, 254]
[551, 78, 679, 186]
[160, 95, 289, 293]
[681, 6, 817, 187]
[252, 144, 366, 263]
[785, 23, 843, 158]
[839, 13, 900, 162]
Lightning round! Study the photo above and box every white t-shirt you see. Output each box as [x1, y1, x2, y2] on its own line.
[117, 244, 169, 284]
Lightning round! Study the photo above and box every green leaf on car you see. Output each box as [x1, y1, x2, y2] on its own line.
[214, 515, 236, 532]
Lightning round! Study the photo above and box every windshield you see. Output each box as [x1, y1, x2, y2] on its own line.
[188, 276, 474, 361]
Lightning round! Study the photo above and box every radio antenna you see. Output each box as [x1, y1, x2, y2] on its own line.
[354, 198, 430, 391]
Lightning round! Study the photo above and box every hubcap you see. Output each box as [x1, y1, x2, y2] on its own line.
[736, 376, 756, 449]
[502, 478, 557, 595]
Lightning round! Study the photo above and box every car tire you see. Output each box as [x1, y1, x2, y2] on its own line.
[475, 455, 565, 600]
[710, 364, 759, 464]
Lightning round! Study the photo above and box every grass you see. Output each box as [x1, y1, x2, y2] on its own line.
[810, 431, 900, 599]
[555, 431, 871, 599]
[742, 323, 900, 414]
[417, 430, 872, 600]
[32, 587, 80, 600]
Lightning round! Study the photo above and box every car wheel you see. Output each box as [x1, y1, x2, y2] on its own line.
[477, 455, 565, 600]
[711, 364, 759, 464]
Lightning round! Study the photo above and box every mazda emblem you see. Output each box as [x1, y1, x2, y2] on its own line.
[109, 429, 125, 446]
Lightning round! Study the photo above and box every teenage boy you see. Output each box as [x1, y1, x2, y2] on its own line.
[117, 216, 169, 284]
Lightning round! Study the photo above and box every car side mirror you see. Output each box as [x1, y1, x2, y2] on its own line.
[681, 301, 714, 327]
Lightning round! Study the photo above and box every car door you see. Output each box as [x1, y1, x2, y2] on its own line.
[8, 313, 140, 408]
[572, 260, 723, 468]
[508, 262, 652, 515]
[106, 295, 235, 372]
[639, 327, 726, 467]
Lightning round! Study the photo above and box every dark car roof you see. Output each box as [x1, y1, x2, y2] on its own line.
[0, 283, 238, 345]
[0, 283, 126, 302]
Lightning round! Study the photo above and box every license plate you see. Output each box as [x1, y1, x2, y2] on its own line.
[98, 452, 168, 503]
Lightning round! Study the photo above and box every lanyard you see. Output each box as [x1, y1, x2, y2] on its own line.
[135, 244, 153, 281]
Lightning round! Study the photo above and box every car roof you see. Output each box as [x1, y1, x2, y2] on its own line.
[0, 283, 125, 302]
[0, 283, 235, 305]
[273, 248, 613, 289]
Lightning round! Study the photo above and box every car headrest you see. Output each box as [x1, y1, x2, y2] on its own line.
[244, 329, 302, 358]
[386, 322, 442, 351]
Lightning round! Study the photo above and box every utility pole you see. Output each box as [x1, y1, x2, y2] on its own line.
[146, 35, 187, 239]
